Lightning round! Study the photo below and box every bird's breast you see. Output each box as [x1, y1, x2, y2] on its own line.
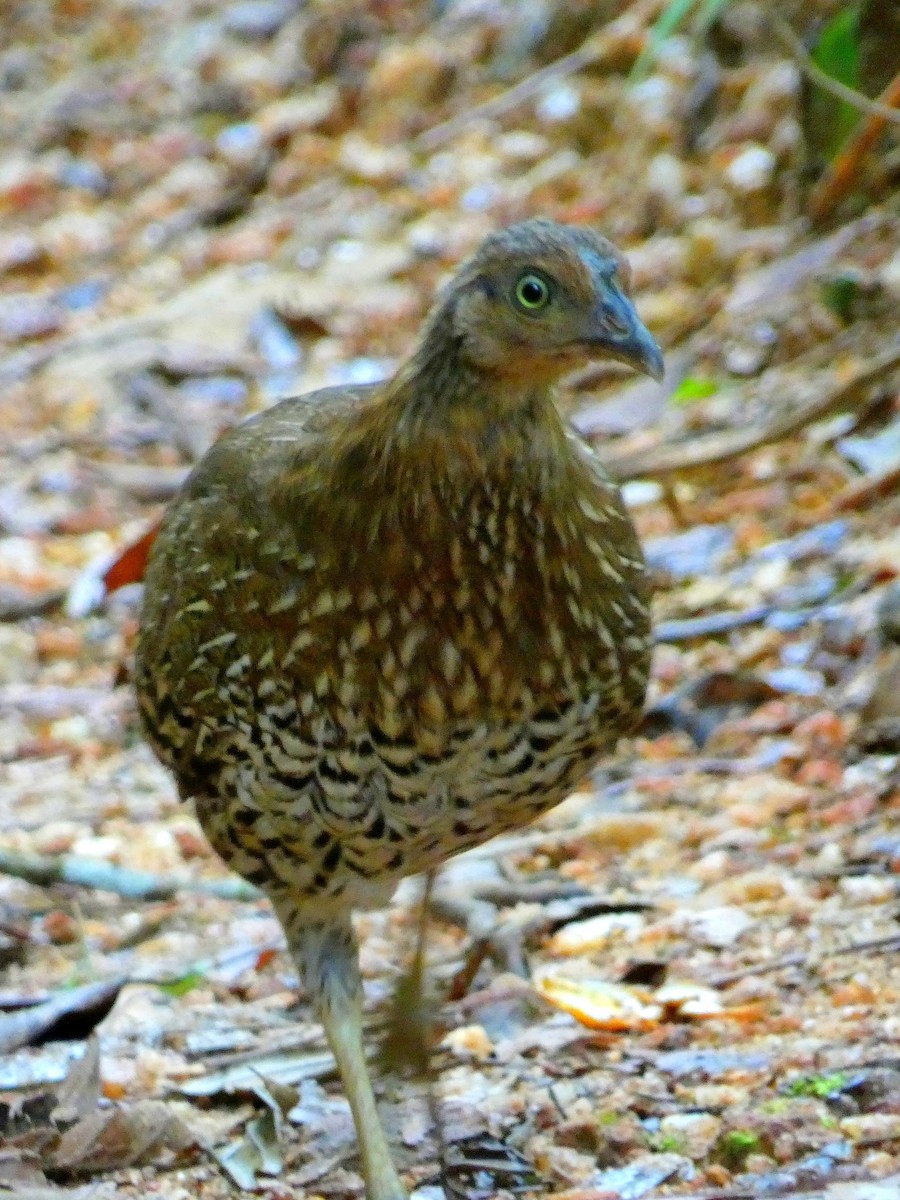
[319, 474, 652, 741]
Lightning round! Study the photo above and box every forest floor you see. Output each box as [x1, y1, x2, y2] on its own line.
[0, 1, 899, 1198]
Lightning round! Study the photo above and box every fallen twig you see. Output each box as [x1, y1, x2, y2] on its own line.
[601, 342, 900, 481]
[831, 460, 900, 512]
[808, 67, 900, 223]
[655, 605, 773, 642]
[414, 1, 657, 151]
[711, 932, 900, 988]
[773, 18, 900, 124]
[0, 846, 261, 902]
[413, 44, 599, 153]
[0, 977, 126, 1054]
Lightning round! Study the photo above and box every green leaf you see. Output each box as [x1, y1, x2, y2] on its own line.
[719, 1128, 761, 1167]
[630, 0, 696, 82]
[787, 1070, 851, 1098]
[811, 7, 862, 155]
[671, 375, 719, 404]
[156, 970, 206, 997]
[821, 272, 861, 322]
[630, 0, 734, 81]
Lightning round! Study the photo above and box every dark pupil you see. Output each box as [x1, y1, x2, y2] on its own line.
[521, 278, 544, 304]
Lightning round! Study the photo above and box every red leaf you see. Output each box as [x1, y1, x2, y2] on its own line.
[103, 523, 160, 593]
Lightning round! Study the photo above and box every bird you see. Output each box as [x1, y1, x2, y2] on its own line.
[134, 218, 663, 1200]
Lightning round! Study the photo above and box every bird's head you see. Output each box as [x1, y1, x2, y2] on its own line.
[424, 218, 664, 388]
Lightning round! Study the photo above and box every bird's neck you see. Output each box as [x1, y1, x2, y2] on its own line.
[352, 319, 572, 487]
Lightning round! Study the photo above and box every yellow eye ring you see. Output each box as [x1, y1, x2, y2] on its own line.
[514, 273, 551, 311]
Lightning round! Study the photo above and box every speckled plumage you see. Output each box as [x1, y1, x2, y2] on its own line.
[135, 219, 662, 1200]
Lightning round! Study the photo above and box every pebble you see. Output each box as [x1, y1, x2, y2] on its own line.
[838, 874, 897, 904]
[58, 279, 109, 311]
[0, 293, 64, 341]
[724, 322, 778, 376]
[880, 247, 900, 299]
[725, 144, 776, 192]
[249, 306, 301, 369]
[627, 76, 680, 135]
[439, 1024, 494, 1061]
[325, 357, 391, 387]
[659, 1112, 722, 1159]
[224, 0, 297, 40]
[741, 61, 801, 116]
[644, 523, 735, 579]
[763, 667, 824, 697]
[40, 210, 116, 261]
[178, 376, 249, 405]
[0, 46, 34, 90]
[0, 626, 37, 684]
[548, 911, 644, 956]
[0, 231, 45, 274]
[215, 121, 264, 162]
[495, 130, 549, 160]
[677, 905, 755, 949]
[840, 1113, 900, 1143]
[58, 157, 109, 195]
[461, 181, 501, 212]
[536, 83, 581, 123]
[339, 136, 411, 184]
[645, 152, 688, 220]
[255, 87, 340, 138]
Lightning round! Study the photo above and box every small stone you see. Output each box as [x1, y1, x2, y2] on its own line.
[439, 1024, 493, 1061]
[43, 910, 80, 944]
[0, 155, 56, 209]
[0, 46, 35, 89]
[215, 122, 264, 163]
[626, 76, 680, 136]
[838, 874, 897, 904]
[685, 217, 737, 282]
[646, 152, 687, 209]
[40, 210, 116, 261]
[495, 131, 549, 161]
[256, 87, 340, 138]
[224, 0, 298, 40]
[50, 715, 93, 744]
[840, 1113, 900, 1143]
[548, 911, 644, 956]
[659, 1112, 722, 1159]
[0, 293, 65, 341]
[339, 135, 411, 184]
[0, 231, 45, 274]
[724, 322, 778, 376]
[678, 905, 755, 949]
[725, 144, 776, 192]
[536, 82, 581, 123]
[250, 307, 301, 370]
[531, 1140, 597, 1185]
[0, 626, 37, 684]
[58, 157, 109, 194]
[58, 280, 109, 312]
[364, 39, 455, 128]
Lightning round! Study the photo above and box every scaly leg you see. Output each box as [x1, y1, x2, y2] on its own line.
[273, 898, 408, 1200]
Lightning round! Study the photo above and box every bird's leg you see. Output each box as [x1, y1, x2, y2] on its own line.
[380, 870, 434, 1076]
[273, 898, 408, 1200]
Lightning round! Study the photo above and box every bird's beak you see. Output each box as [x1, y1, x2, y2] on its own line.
[583, 286, 665, 383]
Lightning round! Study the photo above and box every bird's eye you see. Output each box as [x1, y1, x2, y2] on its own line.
[514, 273, 551, 311]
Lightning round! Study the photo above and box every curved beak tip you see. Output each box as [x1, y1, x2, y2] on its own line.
[640, 338, 665, 383]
